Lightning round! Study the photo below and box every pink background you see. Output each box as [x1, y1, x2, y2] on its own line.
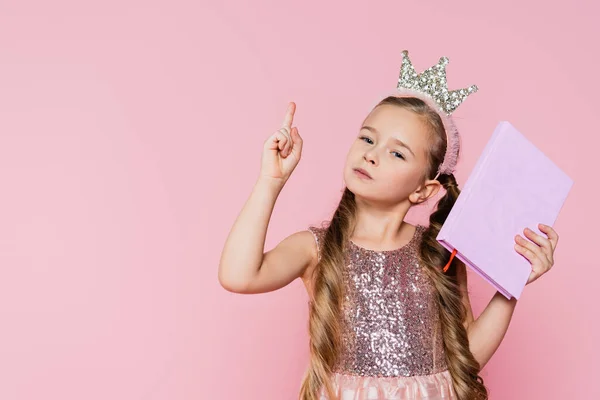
[0, 1, 596, 399]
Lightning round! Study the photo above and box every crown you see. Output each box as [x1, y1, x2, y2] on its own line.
[397, 50, 478, 115]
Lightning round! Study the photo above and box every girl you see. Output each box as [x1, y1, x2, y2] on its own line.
[218, 51, 559, 400]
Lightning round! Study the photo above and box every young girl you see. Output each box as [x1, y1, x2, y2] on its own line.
[218, 50, 559, 400]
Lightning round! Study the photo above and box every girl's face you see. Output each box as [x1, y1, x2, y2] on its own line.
[343, 104, 437, 205]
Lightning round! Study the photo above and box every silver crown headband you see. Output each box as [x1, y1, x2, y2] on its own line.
[376, 50, 478, 180]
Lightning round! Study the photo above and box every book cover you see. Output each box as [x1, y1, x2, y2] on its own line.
[436, 121, 574, 299]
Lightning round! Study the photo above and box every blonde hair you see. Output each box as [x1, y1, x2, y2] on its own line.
[298, 96, 488, 400]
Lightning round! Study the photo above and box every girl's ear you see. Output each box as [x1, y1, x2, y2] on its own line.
[410, 180, 442, 205]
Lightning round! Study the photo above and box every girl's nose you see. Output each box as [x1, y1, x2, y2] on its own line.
[364, 151, 377, 165]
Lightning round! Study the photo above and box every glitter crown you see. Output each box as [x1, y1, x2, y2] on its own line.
[397, 50, 478, 115]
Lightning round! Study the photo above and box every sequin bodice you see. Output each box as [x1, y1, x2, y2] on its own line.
[307, 224, 448, 377]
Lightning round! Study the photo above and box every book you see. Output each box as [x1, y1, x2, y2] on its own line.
[436, 121, 574, 299]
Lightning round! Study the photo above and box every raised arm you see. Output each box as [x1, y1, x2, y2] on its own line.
[218, 178, 317, 294]
[218, 102, 314, 294]
[463, 224, 559, 370]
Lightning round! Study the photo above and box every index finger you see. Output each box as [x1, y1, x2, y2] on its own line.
[282, 102, 296, 129]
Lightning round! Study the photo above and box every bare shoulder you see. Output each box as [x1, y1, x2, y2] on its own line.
[302, 226, 325, 282]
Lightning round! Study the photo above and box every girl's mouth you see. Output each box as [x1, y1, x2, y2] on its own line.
[353, 168, 373, 180]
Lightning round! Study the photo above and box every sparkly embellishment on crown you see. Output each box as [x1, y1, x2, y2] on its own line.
[397, 50, 478, 115]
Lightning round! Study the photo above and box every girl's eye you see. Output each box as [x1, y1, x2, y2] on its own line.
[360, 136, 405, 160]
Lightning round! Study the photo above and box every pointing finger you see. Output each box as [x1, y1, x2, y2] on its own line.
[282, 102, 296, 130]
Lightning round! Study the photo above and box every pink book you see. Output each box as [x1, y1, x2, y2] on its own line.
[436, 121, 573, 300]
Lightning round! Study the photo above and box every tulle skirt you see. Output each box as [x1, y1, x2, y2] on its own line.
[318, 369, 456, 400]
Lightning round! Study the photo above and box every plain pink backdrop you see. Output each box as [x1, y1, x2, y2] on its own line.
[0, 1, 596, 399]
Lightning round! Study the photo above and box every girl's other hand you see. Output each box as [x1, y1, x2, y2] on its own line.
[260, 102, 303, 184]
[514, 223, 559, 286]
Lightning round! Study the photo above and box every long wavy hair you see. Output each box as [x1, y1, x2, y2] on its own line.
[298, 96, 488, 400]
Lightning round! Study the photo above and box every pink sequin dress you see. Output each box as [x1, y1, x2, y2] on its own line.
[306, 224, 457, 400]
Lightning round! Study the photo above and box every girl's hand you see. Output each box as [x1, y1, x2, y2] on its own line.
[260, 102, 303, 184]
[514, 223, 559, 285]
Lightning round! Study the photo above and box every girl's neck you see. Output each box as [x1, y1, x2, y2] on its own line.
[350, 222, 417, 252]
